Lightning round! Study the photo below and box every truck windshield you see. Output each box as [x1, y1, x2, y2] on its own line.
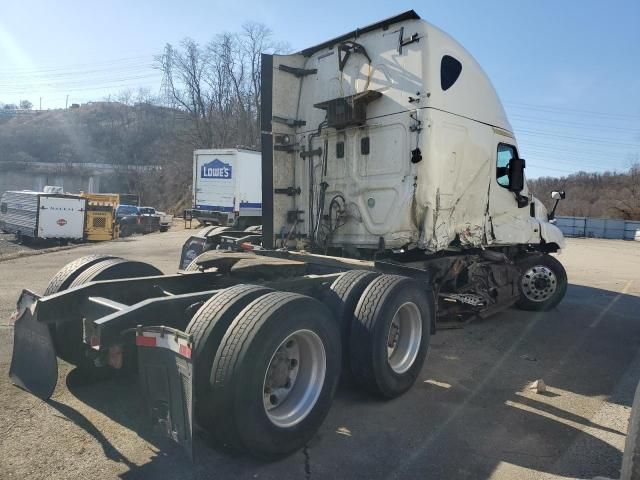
[117, 206, 139, 215]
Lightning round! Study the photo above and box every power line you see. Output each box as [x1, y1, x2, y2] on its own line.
[516, 129, 640, 148]
[0, 54, 160, 75]
[0, 74, 162, 92]
[510, 115, 640, 134]
[505, 101, 640, 120]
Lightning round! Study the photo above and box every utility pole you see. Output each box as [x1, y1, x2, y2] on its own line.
[39, 97, 42, 110]
[65, 94, 69, 109]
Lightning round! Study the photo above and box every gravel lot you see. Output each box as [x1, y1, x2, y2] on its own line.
[0, 233, 639, 480]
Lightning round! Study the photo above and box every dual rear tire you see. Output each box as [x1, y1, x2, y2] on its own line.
[187, 288, 341, 459]
[184, 273, 433, 458]
[346, 274, 433, 398]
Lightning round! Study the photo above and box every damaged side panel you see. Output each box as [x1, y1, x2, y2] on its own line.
[416, 111, 492, 251]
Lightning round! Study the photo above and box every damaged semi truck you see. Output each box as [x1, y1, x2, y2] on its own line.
[9, 10, 567, 460]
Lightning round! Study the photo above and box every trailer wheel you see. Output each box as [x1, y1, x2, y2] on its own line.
[327, 270, 379, 373]
[208, 291, 340, 458]
[515, 254, 567, 311]
[186, 284, 273, 431]
[349, 275, 433, 398]
[44, 255, 120, 296]
[55, 258, 162, 364]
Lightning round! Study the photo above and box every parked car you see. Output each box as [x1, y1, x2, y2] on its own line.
[115, 205, 160, 237]
[139, 207, 173, 232]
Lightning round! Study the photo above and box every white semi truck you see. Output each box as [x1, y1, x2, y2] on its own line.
[189, 148, 262, 228]
[9, 10, 570, 462]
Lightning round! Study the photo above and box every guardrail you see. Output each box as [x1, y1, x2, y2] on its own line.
[556, 216, 640, 240]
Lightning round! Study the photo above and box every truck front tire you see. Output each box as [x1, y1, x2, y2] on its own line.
[208, 291, 341, 458]
[515, 254, 567, 311]
[350, 275, 433, 398]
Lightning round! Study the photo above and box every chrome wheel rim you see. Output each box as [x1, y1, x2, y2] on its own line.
[262, 329, 326, 428]
[522, 265, 557, 302]
[387, 302, 422, 374]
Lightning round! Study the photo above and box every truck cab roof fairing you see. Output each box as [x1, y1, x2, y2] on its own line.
[292, 10, 511, 133]
[298, 10, 421, 57]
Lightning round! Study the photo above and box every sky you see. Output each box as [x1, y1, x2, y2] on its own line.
[0, 0, 639, 178]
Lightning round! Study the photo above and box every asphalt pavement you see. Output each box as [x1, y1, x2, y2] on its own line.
[0, 231, 639, 480]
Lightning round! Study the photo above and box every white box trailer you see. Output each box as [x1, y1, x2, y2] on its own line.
[0, 190, 87, 241]
[191, 148, 261, 226]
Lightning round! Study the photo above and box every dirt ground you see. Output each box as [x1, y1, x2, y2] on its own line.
[0, 232, 639, 480]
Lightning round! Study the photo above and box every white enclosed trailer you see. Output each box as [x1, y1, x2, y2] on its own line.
[191, 148, 261, 226]
[0, 190, 87, 241]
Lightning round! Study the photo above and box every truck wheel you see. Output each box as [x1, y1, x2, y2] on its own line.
[186, 284, 273, 431]
[621, 381, 640, 480]
[184, 259, 202, 272]
[69, 258, 162, 287]
[184, 252, 210, 272]
[208, 292, 341, 458]
[196, 226, 216, 237]
[55, 258, 162, 364]
[44, 255, 120, 296]
[349, 275, 433, 398]
[327, 270, 379, 373]
[515, 254, 567, 311]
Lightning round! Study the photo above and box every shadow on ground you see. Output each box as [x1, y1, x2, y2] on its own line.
[54, 283, 640, 480]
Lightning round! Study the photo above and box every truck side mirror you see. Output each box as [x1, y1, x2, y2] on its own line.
[508, 157, 525, 193]
[548, 190, 565, 221]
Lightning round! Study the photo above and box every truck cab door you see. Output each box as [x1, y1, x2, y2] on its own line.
[487, 133, 540, 245]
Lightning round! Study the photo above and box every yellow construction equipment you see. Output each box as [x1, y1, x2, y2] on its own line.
[81, 192, 119, 241]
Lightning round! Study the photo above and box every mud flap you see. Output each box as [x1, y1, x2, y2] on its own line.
[136, 327, 194, 460]
[9, 290, 58, 400]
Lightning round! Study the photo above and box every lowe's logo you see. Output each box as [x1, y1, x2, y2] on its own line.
[201, 159, 232, 179]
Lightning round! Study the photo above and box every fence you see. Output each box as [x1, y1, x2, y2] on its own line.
[556, 216, 640, 240]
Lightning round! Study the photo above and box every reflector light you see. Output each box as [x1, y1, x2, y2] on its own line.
[136, 335, 157, 347]
[179, 344, 192, 359]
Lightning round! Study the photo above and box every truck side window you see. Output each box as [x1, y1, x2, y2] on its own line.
[496, 144, 517, 188]
[441, 55, 462, 91]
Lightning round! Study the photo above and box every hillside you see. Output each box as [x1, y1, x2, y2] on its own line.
[0, 101, 196, 211]
[0, 101, 189, 166]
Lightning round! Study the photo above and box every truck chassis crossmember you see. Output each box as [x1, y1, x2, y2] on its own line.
[8, 245, 565, 459]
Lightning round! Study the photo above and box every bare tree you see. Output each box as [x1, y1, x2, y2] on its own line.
[155, 24, 288, 149]
[611, 163, 640, 219]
